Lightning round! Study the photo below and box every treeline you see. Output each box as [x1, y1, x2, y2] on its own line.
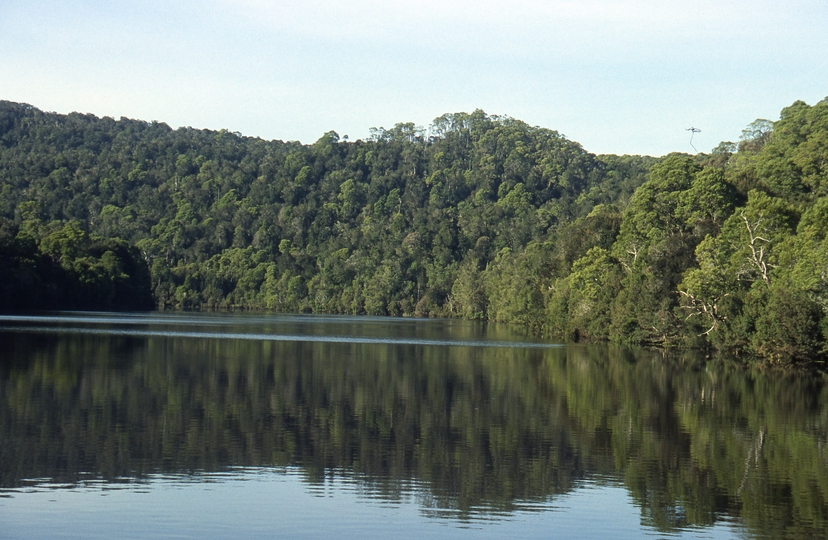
[0, 218, 153, 311]
[544, 103, 828, 362]
[0, 102, 648, 313]
[1, 99, 827, 360]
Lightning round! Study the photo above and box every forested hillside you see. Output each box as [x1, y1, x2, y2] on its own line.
[1, 98, 827, 361]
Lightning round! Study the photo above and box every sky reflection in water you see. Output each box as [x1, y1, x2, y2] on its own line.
[1, 469, 745, 540]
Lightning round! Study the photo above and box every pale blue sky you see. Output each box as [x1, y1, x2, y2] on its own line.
[1, 0, 826, 156]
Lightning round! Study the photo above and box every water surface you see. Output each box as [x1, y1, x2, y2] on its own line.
[0, 312, 826, 538]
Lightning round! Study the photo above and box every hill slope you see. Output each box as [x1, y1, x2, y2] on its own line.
[2, 99, 827, 361]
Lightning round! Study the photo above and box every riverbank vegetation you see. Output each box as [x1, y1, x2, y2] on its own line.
[1, 99, 826, 361]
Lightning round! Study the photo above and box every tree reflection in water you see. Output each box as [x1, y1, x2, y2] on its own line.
[0, 323, 826, 537]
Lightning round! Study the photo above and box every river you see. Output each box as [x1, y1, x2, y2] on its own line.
[0, 312, 825, 538]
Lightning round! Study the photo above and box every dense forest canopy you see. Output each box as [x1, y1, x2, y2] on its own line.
[1, 98, 827, 361]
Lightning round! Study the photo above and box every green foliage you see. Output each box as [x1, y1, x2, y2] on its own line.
[0, 219, 152, 311]
[752, 285, 823, 361]
[547, 247, 622, 340]
[0, 100, 643, 318]
[1, 97, 827, 361]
